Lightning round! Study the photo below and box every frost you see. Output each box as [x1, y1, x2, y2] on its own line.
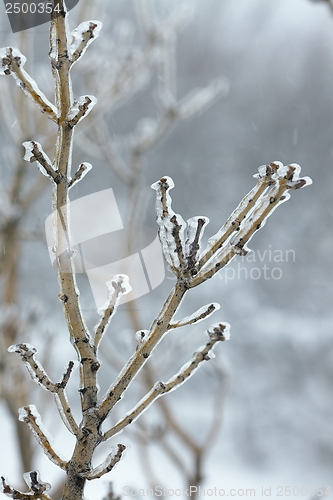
[134, 118, 158, 149]
[70, 21, 103, 62]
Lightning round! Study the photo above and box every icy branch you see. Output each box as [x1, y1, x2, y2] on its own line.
[191, 162, 312, 286]
[168, 303, 220, 329]
[67, 96, 97, 128]
[22, 141, 60, 183]
[1, 472, 52, 499]
[70, 21, 103, 65]
[68, 162, 92, 188]
[0, 47, 57, 121]
[102, 322, 230, 441]
[82, 444, 126, 480]
[94, 275, 132, 352]
[151, 176, 187, 276]
[18, 405, 67, 470]
[8, 343, 80, 436]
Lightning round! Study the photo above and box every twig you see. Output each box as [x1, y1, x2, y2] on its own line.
[18, 405, 67, 470]
[102, 323, 230, 440]
[0, 47, 57, 121]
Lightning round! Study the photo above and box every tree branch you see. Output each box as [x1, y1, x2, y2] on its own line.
[1, 472, 52, 500]
[82, 445, 126, 480]
[18, 405, 68, 471]
[102, 322, 230, 441]
[0, 47, 57, 121]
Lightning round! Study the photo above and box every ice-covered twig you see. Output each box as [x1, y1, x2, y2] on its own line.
[178, 78, 229, 120]
[94, 275, 132, 352]
[67, 96, 97, 128]
[18, 405, 68, 470]
[102, 322, 229, 441]
[81, 444, 126, 480]
[8, 343, 80, 437]
[168, 303, 220, 329]
[1, 472, 52, 499]
[22, 141, 60, 183]
[70, 21, 103, 65]
[151, 176, 187, 276]
[68, 162, 92, 188]
[191, 162, 312, 286]
[0, 47, 57, 122]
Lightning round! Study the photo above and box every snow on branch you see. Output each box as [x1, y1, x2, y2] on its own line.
[1, 472, 52, 499]
[102, 322, 230, 441]
[0, 47, 57, 121]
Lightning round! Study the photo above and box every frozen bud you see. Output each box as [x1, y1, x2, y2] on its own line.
[70, 21, 103, 58]
[0, 47, 26, 75]
[135, 330, 148, 348]
[207, 322, 231, 342]
[23, 471, 51, 493]
[8, 342, 37, 356]
[154, 381, 167, 394]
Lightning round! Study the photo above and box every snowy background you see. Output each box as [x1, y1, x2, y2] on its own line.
[0, 0, 332, 499]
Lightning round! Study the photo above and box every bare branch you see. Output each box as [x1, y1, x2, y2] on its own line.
[82, 445, 126, 480]
[0, 47, 57, 121]
[18, 405, 68, 470]
[1, 472, 52, 500]
[102, 322, 230, 441]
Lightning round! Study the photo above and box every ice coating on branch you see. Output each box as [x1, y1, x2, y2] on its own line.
[185, 216, 209, 272]
[0, 47, 26, 75]
[97, 274, 132, 315]
[70, 21, 103, 62]
[22, 141, 55, 179]
[69, 162, 92, 188]
[23, 471, 51, 492]
[135, 330, 149, 349]
[67, 95, 97, 125]
[8, 342, 36, 355]
[151, 176, 187, 274]
[207, 322, 231, 341]
[170, 303, 220, 329]
[254, 161, 312, 189]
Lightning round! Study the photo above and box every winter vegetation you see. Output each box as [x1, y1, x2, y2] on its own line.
[0, 1, 332, 500]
